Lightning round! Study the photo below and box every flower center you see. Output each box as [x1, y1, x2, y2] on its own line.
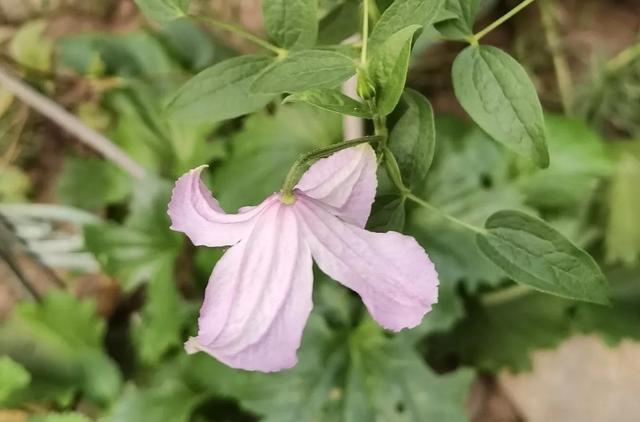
[280, 191, 297, 205]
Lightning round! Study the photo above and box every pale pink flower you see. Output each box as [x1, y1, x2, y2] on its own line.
[168, 144, 438, 372]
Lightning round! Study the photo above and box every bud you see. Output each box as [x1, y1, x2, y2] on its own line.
[356, 68, 375, 100]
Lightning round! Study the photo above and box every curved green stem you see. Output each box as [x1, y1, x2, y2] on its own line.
[383, 148, 409, 194]
[469, 0, 537, 45]
[280, 136, 382, 201]
[191, 15, 286, 56]
[405, 193, 488, 235]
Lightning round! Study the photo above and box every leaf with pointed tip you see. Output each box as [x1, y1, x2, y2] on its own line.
[477, 210, 609, 304]
[453, 46, 549, 167]
[368, 25, 422, 116]
[251, 50, 357, 94]
[389, 89, 436, 188]
[168, 55, 275, 122]
[284, 89, 373, 117]
[263, 0, 318, 49]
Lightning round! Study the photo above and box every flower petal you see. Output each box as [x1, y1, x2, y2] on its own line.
[296, 144, 377, 227]
[168, 166, 276, 247]
[296, 198, 438, 331]
[186, 203, 314, 372]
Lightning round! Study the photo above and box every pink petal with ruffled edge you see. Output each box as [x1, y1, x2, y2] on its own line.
[295, 197, 438, 331]
[186, 202, 313, 372]
[296, 144, 377, 228]
[168, 166, 276, 247]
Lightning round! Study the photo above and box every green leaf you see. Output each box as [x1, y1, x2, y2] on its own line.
[57, 157, 130, 210]
[366, 194, 406, 233]
[284, 89, 373, 117]
[0, 356, 30, 403]
[389, 89, 436, 188]
[574, 267, 640, 345]
[476, 210, 609, 304]
[132, 261, 188, 365]
[0, 291, 121, 405]
[343, 321, 473, 421]
[369, 0, 444, 50]
[251, 50, 357, 94]
[263, 0, 318, 49]
[368, 25, 421, 116]
[318, 0, 360, 45]
[606, 152, 640, 266]
[434, 0, 480, 40]
[106, 382, 202, 422]
[160, 18, 225, 72]
[9, 20, 53, 73]
[85, 182, 182, 291]
[28, 413, 92, 422]
[134, 0, 189, 22]
[401, 281, 465, 345]
[213, 104, 341, 211]
[517, 114, 612, 210]
[168, 55, 275, 122]
[452, 46, 549, 167]
[430, 292, 573, 372]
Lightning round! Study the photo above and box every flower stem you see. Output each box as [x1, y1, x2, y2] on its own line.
[361, 0, 370, 64]
[469, 0, 537, 45]
[191, 15, 286, 56]
[405, 193, 488, 235]
[281, 136, 382, 199]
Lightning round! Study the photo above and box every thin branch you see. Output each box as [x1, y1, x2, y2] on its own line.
[470, 0, 537, 44]
[0, 65, 148, 180]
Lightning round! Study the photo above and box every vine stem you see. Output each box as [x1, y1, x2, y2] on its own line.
[405, 193, 488, 235]
[0, 66, 147, 180]
[469, 0, 537, 45]
[192, 15, 285, 56]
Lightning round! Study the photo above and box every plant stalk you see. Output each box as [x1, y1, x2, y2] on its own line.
[470, 0, 537, 45]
